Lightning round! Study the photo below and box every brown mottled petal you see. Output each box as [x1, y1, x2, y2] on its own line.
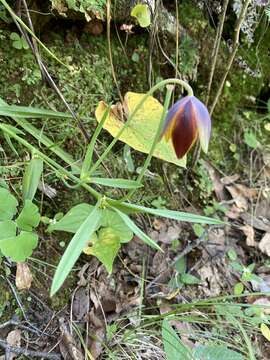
[160, 96, 191, 141]
[172, 100, 198, 158]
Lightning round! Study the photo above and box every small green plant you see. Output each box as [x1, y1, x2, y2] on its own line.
[227, 249, 262, 295]
[162, 318, 244, 360]
[0, 78, 221, 296]
[10, 32, 29, 50]
[51, 0, 106, 20]
[0, 157, 43, 262]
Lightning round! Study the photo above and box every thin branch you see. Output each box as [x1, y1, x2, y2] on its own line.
[205, 0, 230, 106]
[209, 0, 252, 116]
[0, 339, 61, 360]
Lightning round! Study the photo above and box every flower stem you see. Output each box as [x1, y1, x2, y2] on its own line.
[123, 85, 174, 201]
[89, 78, 193, 175]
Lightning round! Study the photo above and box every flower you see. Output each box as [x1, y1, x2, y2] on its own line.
[160, 95, 211, 159]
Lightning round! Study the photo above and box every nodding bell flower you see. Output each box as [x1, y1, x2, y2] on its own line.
[160, 96, 211, 159]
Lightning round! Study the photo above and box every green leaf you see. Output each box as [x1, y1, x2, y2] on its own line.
[21, 37, 29, 50]
[0, 220, 17, 240]
[227, 248, 237, 261]
[162, 319, 192, 360]
[261, 323, 270, 342]
[16, 200, 40, 231]
[123, 144, 135, 172]
[112, 207, 162, 251]
[193, 345, 243, 360]
[131, 4, 151, 28]
[0, 231, 38, 262]
[0, 104, 76, 119]
[193, 223, 205, 237]
[3, 132, 18, 155]
[244, 131, 259, 149]
[113, 202, 224, 225]
[95, 93, 186, 167]
[48, 203, 94, 233]
[50, 203, 101, 296]
[10, 32, 20, 41]
[91, 177, 142, 189]
[234, 282, 244, 295]
[181, 273, 201, 285]
[174, 257, 186, 274]
[22, 157, 43, 202]
[85, 227, 121, 273]
[0, 187, 18, 221]
[100, 209, 133, 243]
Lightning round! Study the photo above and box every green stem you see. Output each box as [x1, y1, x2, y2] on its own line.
[0, 0, 70, 69]
[124, 85, 174, 201]
[0, 124, 101, 200]
[89, 78, 193, 175]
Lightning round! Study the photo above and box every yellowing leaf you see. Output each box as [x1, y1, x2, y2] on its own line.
[95, 93, 186, 167]
[84, 227, 120, 273]
[131, 4, 151, 28]
[261, 323, 270, 342]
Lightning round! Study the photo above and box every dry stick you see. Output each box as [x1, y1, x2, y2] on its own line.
[192, 0, 251, 169]
[209, 0, 252, 116]
[0, 340, 61, 360]
[191, 0, 229, 169]
[106, 0, 123, 103]
[13, 1, 90, 142]
[205, 0, 230, 106]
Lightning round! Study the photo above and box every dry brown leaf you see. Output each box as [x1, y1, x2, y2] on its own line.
[226, 204, 242, 219]
[72, 287, 90, 321]
[255, 199, 270, 219]
[59, 317, 84, 360]
[6, 329, 21, 360]
[234, 184, 258, 199]
[221, 174, 240, 185]
[203, 161, 226, 200]
[241, 213, 270, 232]
[89, 327, 105, 359]
[240, 224, 256, 247]
[16, 263, 33, 290]
[259, 233, 270, 256]
[226, 185, 248, 211]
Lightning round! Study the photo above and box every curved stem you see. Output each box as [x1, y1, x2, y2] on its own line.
[124, 85, 174, 201]
[89, 78, 193, 175]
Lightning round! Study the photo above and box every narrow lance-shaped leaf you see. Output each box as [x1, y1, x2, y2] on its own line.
[113, 202, 224, 225]
[112, 207, 162, 251]
[50, 202, 101, 296]
[91, 177, 142, 189]
[22, 157, 43, 202]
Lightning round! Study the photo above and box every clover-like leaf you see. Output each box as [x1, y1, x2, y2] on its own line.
[0, 187, 18, 221]
[95, 93, 186, 167]
[16, 200, 40, 231]
[84, 227, 121, 274]
[0, 220, 17, 240]
[0, 231, 38, 262]
[10, 32, 29, 50]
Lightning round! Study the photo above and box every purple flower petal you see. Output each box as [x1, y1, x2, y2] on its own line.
[190, 96, 211, 154]
[160, 96, 191, 141]
[171, 99, 198, 158]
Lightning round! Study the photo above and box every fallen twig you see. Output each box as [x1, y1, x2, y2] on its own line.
[0, 339, 61, 360]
